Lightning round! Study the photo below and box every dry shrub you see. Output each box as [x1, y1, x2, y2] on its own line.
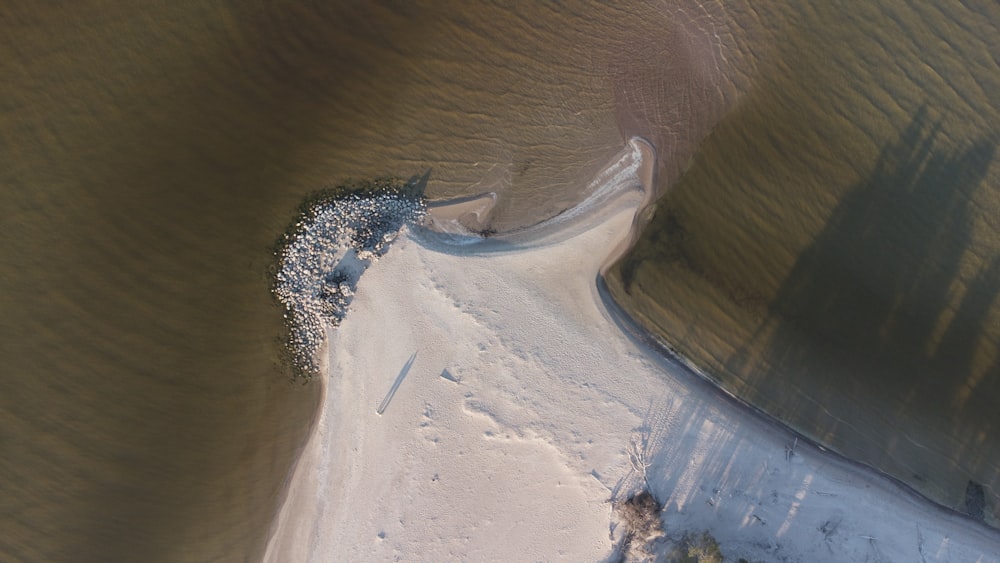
[613, 491, 726, 562]
[614, 491, 665, 561]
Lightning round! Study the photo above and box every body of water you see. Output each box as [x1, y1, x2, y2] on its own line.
[610, 0, 1000, 525]
[2, 1, 997, 560]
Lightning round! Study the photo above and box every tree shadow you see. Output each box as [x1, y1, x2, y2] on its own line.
[726, 107, 1000, 519]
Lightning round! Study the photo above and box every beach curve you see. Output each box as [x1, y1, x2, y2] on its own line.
[264, 138, 999, 561]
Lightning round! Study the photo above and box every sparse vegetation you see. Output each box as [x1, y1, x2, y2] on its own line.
[667, 532, 724, 563]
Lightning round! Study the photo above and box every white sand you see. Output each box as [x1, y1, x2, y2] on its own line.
[265, 139, 999, 562]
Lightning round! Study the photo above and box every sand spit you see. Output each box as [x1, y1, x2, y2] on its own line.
[265, 139, 999, 562]
[425, 192, 498, 235]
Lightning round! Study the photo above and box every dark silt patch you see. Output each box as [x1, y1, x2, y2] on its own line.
[968, 481, 987, 521]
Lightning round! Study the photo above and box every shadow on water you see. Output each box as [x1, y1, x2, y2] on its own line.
[726, 107, 1000, 519]
[599, 276, 1000, 560]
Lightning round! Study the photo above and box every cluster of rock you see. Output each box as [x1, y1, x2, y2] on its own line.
[273, 188, 427, 376]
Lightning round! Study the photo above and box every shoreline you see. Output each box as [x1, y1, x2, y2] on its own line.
[596, 274, 1000, 539]
[265, 139, 999, 561]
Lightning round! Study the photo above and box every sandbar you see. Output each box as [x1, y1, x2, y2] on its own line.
[265, 139, 999, 561]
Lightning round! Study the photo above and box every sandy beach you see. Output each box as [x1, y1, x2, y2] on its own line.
[265, 139, 999, 561]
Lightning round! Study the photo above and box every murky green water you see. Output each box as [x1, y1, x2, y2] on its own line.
[2, 1, 997, 560]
